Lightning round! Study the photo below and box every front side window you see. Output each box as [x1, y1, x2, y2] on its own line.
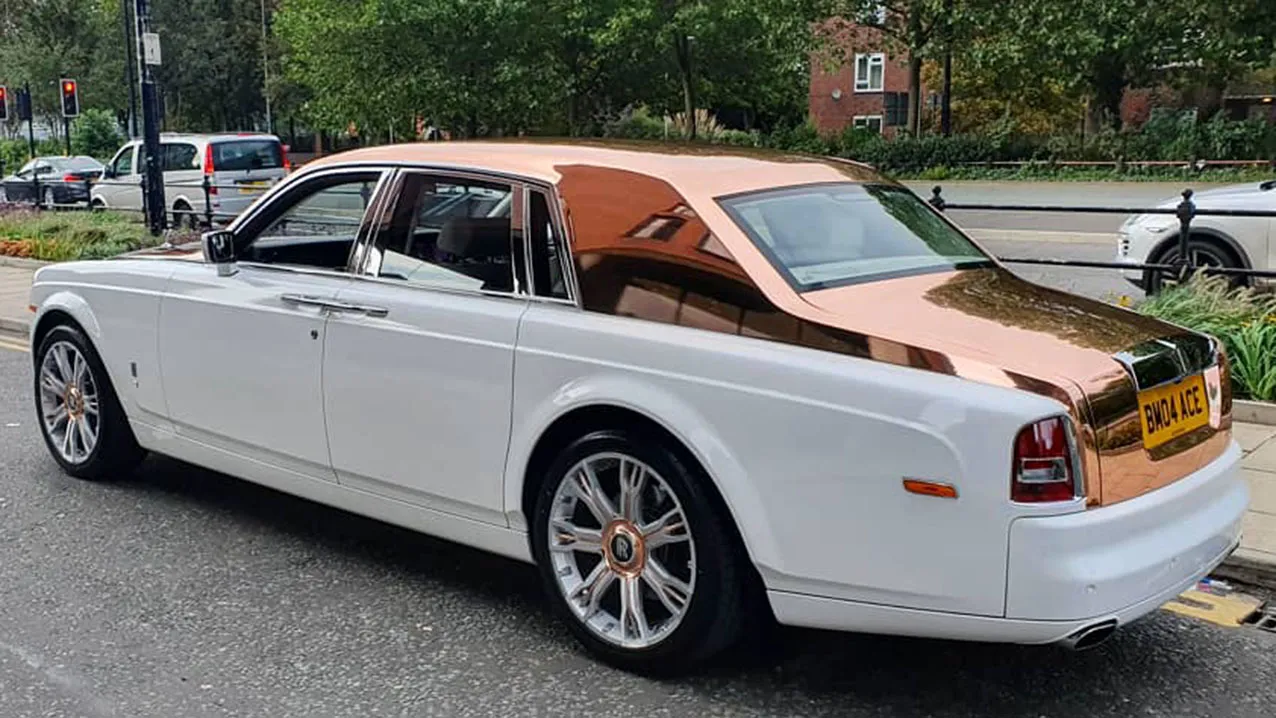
[239, 172, 382, 270]
[371, 173, 516, 293]
[113, 148, 135, 176]
[719, 183, 990, 291]
[854, 53, 885, 92]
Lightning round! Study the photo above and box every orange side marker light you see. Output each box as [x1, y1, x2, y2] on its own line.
[28, 304, 37, 313]
[903, 479, 959, 499]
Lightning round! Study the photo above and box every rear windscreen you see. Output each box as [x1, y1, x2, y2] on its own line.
[213, 140, 283, 172]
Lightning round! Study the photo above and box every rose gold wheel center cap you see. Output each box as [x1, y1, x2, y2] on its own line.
[601, 521, 646, 577]
[65, 386, 84, 419]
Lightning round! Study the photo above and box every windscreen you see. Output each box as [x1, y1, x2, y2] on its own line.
[719, 183, 991, 291]
[213, 139, 283, 172]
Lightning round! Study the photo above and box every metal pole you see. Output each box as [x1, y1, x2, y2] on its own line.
[260, 0, 272, 134]
[1175, 189, 1195, 281]
[63, 117, 71, 156]
[941, 0, 953, 136]
[122, 0, 139, 138]
[203, 173, 213, 228]
[134, 0, 166, 235]
[24, 84, 35, 161]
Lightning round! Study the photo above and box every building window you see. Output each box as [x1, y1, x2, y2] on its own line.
[853, 115, 884, 134]
[854, 53, 885, 93]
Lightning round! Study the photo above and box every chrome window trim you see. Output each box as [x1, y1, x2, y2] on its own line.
[525, 184, 579, 307]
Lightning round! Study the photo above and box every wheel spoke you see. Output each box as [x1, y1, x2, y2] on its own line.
[569, 561, 616, 620]
[82, 394, 99, 417]
[62, 418, 76, 458]
[43, 403, 69, 428]
[642, 556, 692, 616]
[619, 576, 650, 643]
[571, 462, 618, 525]
[549, 519, 602, 554]
[618, 458, 647, 522]
[41, 369, 66, 397]
[52, 345, 74, 384]
[641, 508, 689, 549]
[71, 352, 87, 389]
[79, 416, 98, 449]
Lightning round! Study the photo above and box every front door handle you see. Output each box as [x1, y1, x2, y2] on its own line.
[280, 293, 389, 318]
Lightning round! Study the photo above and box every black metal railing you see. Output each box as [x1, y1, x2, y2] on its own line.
[927, 185, 1276, 287]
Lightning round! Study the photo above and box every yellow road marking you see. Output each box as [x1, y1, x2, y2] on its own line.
[1162, 589, 1263, 627]
[0, 338, 29, 353]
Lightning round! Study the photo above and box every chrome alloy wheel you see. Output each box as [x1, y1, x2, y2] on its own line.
[547, 452, 697, 650]
[39, 341, 100, 464]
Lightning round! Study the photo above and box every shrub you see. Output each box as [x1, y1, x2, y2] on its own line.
[602, 107, 667, 140]
[1137, 274, 1276, 401]
[71, 109, 123, 160]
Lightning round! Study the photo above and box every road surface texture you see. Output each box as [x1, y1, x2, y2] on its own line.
[2, 347, 1276, 717]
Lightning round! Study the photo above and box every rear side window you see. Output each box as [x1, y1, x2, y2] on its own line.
[161, 144, 199, 171]
[212, 140, 283, 172]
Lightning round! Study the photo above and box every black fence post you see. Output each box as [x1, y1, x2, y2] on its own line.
[139, 174, 148, 225]
[202, 174, 213, 229]
[928, 185, 946, 211]
[33, 171, 41, 209]
[84, 177, 92, 208]
[1175, 188, 1195, 281]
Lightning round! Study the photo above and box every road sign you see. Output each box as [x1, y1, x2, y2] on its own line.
[143, 32, 162, 65]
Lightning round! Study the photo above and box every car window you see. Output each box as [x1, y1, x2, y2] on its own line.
[529, 189, 569, 299]
[34, 162, 53, 175]
[213, 139, 283, 172]
[113, 148, 134, 176]
[719, 183, 991, 291]
[238, 172, 382, 271]
[369, 173, 516, 293]
[162, 143, 199, 172]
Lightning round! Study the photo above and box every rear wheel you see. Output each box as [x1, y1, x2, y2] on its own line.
[172, 202, 200, 230]
[34, 324, 145, 480]
[43, 186, 55, 209]
[531, 429, 749, 675]
[1144, 238, 1245, 295]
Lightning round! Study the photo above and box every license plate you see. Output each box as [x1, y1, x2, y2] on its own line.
[1138, 374, 1209, 449]
[238, 181, 268, 195]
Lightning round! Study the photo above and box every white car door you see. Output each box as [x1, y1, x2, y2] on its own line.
[157, 168, 388, 478]
[322, 170, 527, 525]
[97, 144, 140, 209]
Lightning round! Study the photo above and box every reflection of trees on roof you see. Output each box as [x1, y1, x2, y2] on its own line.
[923, 268, 1167, 353]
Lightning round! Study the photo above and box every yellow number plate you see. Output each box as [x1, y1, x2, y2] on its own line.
[238, 181, 268, 194]
[1138, 374, 1209, 449]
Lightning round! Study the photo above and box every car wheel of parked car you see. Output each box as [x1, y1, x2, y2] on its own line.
[172, 202, 201, 230]
[531, 429, 749, 675]
[90, 198, 105, 211]
[34, 324, 145, 480]
[1144, 237, 1245, 295]
[43, 187, 55, 209]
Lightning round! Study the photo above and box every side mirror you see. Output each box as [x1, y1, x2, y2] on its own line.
[101, 167, 115, 179]
[202, 230, 238, 276]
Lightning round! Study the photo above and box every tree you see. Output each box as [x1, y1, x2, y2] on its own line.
[71, 108, 122, 158]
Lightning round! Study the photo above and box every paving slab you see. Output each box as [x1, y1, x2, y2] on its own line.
[1234, 423, 1276, 453]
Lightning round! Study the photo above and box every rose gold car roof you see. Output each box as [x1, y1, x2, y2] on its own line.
[301, 139, 885, 197]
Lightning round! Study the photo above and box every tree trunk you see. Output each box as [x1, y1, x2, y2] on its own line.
[907, 56, 923, 135]
[675, 33, 695, 140]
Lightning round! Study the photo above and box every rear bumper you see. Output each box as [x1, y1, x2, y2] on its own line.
[769, 441, 1247, 644]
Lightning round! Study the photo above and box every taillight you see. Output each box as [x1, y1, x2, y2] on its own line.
[1011, 416, 1081, 503]
[204, 144, 217, 195]
[280, 143, 291, 172]
[62, 173, 78, 183]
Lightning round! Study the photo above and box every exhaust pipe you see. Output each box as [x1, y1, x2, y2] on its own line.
[1059, 619, 1118, 651]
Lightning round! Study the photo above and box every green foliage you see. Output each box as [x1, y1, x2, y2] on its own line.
[70, 109, 123, 160]
[1137, 275, 1276, 401]
[0, 208, 162, 262]
[0, 139, 65, 174]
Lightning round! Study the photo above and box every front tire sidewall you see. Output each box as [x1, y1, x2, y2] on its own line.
[1145, 240, 1243, 294]
[34, 325, 138, 480]
[531, 430, 746, 674]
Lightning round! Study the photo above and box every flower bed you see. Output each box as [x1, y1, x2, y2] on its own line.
[0, 205, 189, 262]
[1137, 275, 1276, 402]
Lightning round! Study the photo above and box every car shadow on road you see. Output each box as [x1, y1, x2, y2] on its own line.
[107, 454, 1267, 716]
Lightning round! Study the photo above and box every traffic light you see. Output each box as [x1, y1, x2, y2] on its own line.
[15, 87, 31, 121]
[60, 78, 79, 118]
[0, 86, 7, 121]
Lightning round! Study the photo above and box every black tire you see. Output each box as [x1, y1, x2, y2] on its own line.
[33, 324, 145, 480]
[172, 202, 199, 230]
[90, 198, 106, 211]
[43, 187, 55, 209]
[1144, 237, 1245, 295]
[530, 429, 750, 675]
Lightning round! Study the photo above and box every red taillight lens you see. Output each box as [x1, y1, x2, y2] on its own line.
[62, 173, 78, 183]
[1012, 417, 1080, 503]
[280, 143, 291, 172]
[203, 144, 217, 195]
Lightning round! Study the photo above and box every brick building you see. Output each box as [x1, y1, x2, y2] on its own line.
[809, 22, 915, 137]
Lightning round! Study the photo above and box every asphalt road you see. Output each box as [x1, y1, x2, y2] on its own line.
[2, 344, 1276, 717]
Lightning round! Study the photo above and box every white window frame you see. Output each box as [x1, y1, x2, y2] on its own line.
[854, 53, 885, 93]
[853, 115, 884, 134]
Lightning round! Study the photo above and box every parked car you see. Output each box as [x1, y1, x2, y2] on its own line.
[29, 142, 1246, 674]
[1118, 179, 1276, 293]
[91, 133, 289, 228]
[1, 156, 104, 207]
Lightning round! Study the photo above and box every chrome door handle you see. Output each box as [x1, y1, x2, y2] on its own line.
[280, 294, 388, 318]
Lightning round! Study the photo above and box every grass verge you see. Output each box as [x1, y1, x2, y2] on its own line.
[0, 205, 187, 262]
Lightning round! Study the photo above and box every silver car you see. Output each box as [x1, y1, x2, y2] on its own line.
[92, 133, 289, 228]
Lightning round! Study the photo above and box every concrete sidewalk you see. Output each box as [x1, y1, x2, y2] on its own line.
[0, 258, 1275, 584]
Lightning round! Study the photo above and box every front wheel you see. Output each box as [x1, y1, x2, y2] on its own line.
[34, 324, 145, 479]
[531, 430, 750, 674]
[1144, 239, 1245, 295]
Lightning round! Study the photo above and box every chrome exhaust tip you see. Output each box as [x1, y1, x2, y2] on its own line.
[1059, 619, 1118, 651]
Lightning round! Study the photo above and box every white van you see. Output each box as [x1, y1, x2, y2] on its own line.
[92, 133, 289, 228]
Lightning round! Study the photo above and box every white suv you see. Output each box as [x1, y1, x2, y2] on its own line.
[92, 133, 289, 228]
[1118, 180, 1275, 292]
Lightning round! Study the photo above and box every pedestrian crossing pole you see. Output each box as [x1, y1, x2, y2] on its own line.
[133, 0, 166, 235]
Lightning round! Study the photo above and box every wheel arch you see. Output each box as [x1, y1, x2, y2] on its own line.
[1151, 228, 1252, 269]
[507, 383, 779, 573]
[32, 293, 103, 350]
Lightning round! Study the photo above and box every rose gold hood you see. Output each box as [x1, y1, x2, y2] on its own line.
[800, 267, 1231, 506]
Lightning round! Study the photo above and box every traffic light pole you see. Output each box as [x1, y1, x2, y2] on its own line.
[63, 118, 71, 156]
[23, 83, 35, 161]
[134, 0, 165, 236]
